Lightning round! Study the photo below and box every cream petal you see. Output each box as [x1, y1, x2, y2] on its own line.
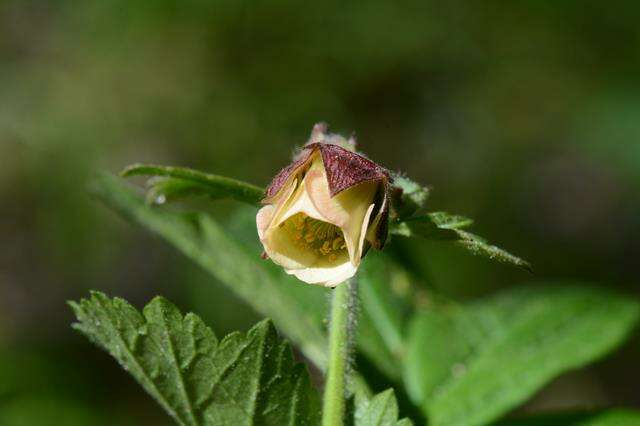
[303, 152, 378, 230]
[304, 169, 350, 226]
[256, 205, 275, 241]
[365, 195, 387, 247]
[268, 178, 301, 228]
[261, 169, 341, 273]
[270, 155, 336, 228]
[331, 180, 378, 224]
[331, 183, 378, 265]
[303, 161, 378, 263]
[337, 202, 375, 266]
[271, 176, 327, 228]
[286, 260, 357, 287]
[355, 203, 375, 262]
[260, 177, 322, 270]
[305, 171, 358, 258]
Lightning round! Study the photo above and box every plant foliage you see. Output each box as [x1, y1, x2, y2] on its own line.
[404, 285, 640, 426]
[121, 164, 264, 205]
[87, 172, 640, 425]
[392, 212, 530, 271]
[70, 292, 321, 426]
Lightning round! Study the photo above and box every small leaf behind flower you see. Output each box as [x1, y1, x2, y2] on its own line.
[427, 212, 474, 230]
[70, 292, 321, 426]
[455, 230, 531, 271]
[389, 175, 430, 219]
[392, 212, 530, 271]
[122, 163, 264, 205]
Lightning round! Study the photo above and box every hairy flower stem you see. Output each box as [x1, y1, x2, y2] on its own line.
[322, 279, 357, 426]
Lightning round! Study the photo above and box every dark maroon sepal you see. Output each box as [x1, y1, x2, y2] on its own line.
[263, 141, 391, 202]
[312, 143, 390, 197]
[263, 148, 314, 201]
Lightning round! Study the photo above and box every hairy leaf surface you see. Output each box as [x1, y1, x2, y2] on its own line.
[71, 292, 321, 426]
[390, 175, 430, 219]
[393, 213, 530, 270]
[122, 164, 264, 205]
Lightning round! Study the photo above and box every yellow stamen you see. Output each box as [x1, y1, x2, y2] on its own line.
[281, 213, 347, 260]
[332, 237, 343, 250]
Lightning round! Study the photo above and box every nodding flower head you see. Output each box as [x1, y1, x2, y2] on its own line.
[256, 123, 391, 287]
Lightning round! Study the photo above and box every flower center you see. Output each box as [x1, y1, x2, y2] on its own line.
[281, 213, 347, 261]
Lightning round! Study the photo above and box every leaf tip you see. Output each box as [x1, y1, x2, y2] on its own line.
[120, 163, 145, 177]
[251, 318, 277, 335]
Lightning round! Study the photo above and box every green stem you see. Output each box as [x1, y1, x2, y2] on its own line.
[322, 279, 357, 426]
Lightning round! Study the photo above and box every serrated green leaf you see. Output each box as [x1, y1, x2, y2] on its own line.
[427, 212, 474, 230]
[392, 212, 474, 241]
[121, 163, 264, 205]
[70, 291, 321, 426]
[91, 173, 328, 369]
[455, 230, 531, 271]
[494, 409, 640, 426]
[354, 389, 413, 426]
[404, 284, 640, 426]
[392, 213, 530, 271]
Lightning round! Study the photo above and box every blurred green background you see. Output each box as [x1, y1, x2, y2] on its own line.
[1, 0, 639, 424]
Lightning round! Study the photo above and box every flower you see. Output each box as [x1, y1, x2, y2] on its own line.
[256, 123, 391, 287]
